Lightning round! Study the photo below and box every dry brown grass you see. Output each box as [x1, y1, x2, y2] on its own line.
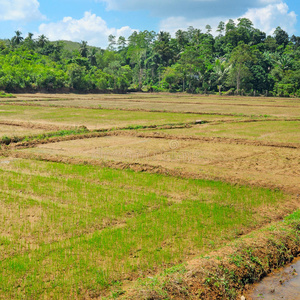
[7, 93, 300, 117]
[143, 120, 300, 144]
[0, 124, 46, 138]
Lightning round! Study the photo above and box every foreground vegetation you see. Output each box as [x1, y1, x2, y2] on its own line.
[0, 158, 289, 299]
[124, 211, 300, 299]
[1, 18, 300, 96]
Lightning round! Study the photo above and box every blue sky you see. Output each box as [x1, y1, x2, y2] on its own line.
[0, 0, 299, 48]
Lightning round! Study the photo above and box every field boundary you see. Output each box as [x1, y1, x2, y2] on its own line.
[121, 218, 300, 300]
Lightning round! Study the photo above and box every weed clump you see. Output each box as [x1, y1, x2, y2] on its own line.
[0, 91, 16, 98]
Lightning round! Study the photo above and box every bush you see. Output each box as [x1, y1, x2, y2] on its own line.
[1, 136, 11, 145]
[224, 88, 235, 95]
[0, 91, 15, 98]
[275, 83, 295, 97]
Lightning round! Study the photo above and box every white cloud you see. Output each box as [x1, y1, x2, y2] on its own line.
[242, 2, 297, 35]
[38, 12, 136, 48]
[0, 0, 45, 21]
[159, 0, 296, 36]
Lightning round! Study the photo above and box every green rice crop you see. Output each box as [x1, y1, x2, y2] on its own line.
[0, 158, 288, 299]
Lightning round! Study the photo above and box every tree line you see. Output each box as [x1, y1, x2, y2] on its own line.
[1, 18, 300, 96]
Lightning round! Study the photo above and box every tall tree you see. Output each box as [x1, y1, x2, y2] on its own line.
[88, 47, 98, 66]
[274, 27, 289, 47]
[107, 35, 117, 51]
[213, 58, 231, 94]
[11, 31, 23, 46]
[23, 33, 35, 50]
[154, 31, 174, 67]
[229, 43, 256, 92]
[117, 36, 127, 51]
[37, 34, 49, 48]
[79, 41, 88, 58]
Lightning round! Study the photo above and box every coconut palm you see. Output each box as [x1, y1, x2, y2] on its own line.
[88, 47, 97, 66]
[11, 30, 23, 46]
[213, 58, 231, 95]
[79, 41, 88, 58]
[37, 34, 49, 48]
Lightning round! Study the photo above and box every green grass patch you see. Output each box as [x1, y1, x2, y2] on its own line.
[0, 158, 289, 299]
[0, 91, 15, 98]
[0, 127, 89, 145]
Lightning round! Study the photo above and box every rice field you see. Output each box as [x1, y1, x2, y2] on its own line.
[0, 104, 242, 130]
[0, 158, 290, 299]
[0, 93, 299, 299]
[5, 93, 300, 117]
[143, 120, 300, 144]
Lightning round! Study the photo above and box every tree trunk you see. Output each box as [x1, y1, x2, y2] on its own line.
[139, 68, 143, 90]
[236, 68, 241, 95]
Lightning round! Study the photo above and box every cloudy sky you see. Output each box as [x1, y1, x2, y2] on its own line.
[0, 0, 299, 48]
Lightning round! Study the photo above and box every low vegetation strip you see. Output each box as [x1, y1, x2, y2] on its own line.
[0, 158, 293, 299]
[0, 91, 15, 98]
[0, 127, 90, 146]
[123, 211, 300, 300]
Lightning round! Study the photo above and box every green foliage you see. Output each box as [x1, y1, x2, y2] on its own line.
[0, 158, 288, 298]
[0, 91, 15, 98]
[0, 20, 300, 96]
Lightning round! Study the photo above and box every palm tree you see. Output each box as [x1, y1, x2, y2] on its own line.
[213, 58, 231, 95]
[27, 32, 34, 40]
[37, 34, 49, 48]
[11, 30, 23, 46]
[88, 47, 97, 66]
[175, 29, 188, 51]
[154, 31, 173, 67]
[24, 32, 35, 50]
[276, 54, 293, 71]
[79, 41, 88, 58]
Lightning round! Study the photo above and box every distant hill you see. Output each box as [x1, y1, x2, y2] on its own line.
[0, 38, 101, 52]
[54, 40, 102, 52]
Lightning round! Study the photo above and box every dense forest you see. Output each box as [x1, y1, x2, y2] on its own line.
[1, 18, 300, 96]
